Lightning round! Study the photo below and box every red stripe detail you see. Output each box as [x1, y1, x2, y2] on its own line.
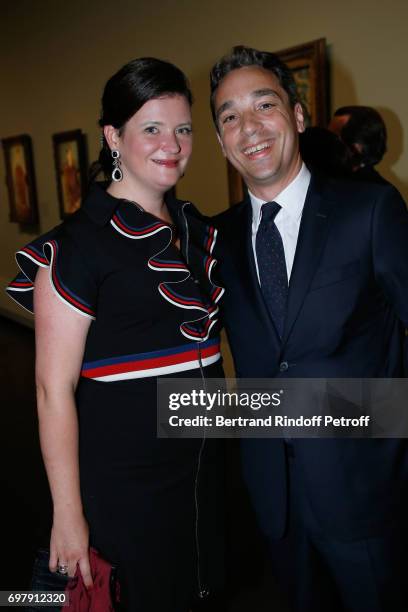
[212, 286, 223, 301]
[181, 328, 203, 338]
[205, 226, 215, 253]
[81, 343, 220, 378]
[113, 215, 164, 236]
[205, 256, 213, 275]
[182, 318, 213, 338]
[22, 247, 48, 265]
[10, 281, 33, 287]
[49, 241, 95, 316]
[160, 284, 205, 309]
[150, 260, 188, 270]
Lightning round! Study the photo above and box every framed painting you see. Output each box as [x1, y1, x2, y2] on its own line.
[2, 134, 39, 224]
[226, 38, 328, 205]
[276, 37, 328, 127]
[52, 129, 88, 218]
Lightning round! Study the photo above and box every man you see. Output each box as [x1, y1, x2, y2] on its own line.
[328, 105, 389, 184]
[211, 46, 408, 612]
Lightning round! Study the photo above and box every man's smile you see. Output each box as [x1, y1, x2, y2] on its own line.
[242, 141, 274, 160]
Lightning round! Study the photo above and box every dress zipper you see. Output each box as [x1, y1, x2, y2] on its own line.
[195, 341, 210, 599]
[181, 202, 209, 599]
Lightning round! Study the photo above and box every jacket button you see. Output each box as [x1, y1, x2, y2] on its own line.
[279, 361, 289, 372]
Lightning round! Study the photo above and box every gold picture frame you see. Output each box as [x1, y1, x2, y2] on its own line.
[2, 134, 39, 225]
[52, 129, 88, 218]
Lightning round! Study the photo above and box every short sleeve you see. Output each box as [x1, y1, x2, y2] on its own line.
[6, 226, 97, 320]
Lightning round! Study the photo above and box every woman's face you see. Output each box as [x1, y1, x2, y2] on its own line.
[112, 94, 192, 194]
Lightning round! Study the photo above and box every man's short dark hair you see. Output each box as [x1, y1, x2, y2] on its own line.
[334, 105, 387, 166]
[210, 45, 299, 127]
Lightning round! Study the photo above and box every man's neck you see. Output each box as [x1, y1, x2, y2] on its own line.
[246, 156, 303, 202]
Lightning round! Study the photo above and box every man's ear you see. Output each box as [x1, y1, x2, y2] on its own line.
[294, 103, 306, 134]
[216, 131, 227, 157]
[104, 125, 120, 151]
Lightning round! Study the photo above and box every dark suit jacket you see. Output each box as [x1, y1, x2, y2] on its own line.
[352, 165, 391, 186]
[213, 173, 408, 541]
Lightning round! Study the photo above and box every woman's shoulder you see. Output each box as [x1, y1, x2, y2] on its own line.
[16, 209, 99, 275]
[50, 181, 118, 246]
[7, 208, 100, 319]
[5, 187, 111, 317]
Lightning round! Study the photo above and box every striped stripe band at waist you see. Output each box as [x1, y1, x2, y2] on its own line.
[80, 337, 221, 382]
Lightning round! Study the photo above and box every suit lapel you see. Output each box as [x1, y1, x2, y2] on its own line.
[282, 175, 333, 346]
[229, 197, 281, 342]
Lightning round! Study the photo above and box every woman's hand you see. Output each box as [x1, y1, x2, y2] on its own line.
[49, 512, 93, 589]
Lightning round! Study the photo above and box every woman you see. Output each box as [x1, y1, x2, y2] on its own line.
[7, 58, 224, 611]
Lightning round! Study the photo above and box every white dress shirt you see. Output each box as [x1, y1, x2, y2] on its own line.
[250, 163, 311, 283]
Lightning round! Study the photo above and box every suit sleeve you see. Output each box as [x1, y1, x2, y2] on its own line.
[372, 185, 408, 331]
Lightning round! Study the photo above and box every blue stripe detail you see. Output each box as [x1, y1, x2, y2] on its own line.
[24, 244, 44, 257]
[51, 243, 93, 309]
[115, 210, 164, 232]
[152, 258, 185, 265]
[162, 285, 204, 303]
[82, 336, 219, 371]
[203, 226, 213, 248]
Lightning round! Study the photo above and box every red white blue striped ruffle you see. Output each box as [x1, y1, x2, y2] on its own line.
[44, 240, 96, 318]
[17, 245, 49, 272]
[158, 284, 208, 311]
[148, 257, 189, 273]
[111, 210, 168, 239]
[109, 202, 224, 342]
[7, 273, 33, 290]
[7, 239, 96, 319]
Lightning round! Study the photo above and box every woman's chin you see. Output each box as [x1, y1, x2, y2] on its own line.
[154, 177, 180, 192]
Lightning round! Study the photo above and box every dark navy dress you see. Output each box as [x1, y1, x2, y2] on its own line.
[7, 183, 225, 611]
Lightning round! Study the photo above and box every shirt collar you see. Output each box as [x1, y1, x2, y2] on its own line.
[82, 181, 122, 225]
[82, 181, 198, 229]
[249, 162, 311, 225]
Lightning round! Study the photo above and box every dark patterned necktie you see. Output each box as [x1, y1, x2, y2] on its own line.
[255, 201, 288, 338]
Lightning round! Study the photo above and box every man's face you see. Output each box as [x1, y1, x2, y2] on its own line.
[214, 66, 305, 197]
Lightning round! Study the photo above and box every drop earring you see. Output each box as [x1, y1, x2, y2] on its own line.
[111, 150, 123, 182]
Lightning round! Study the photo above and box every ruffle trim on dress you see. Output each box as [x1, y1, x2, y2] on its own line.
[6, 272, 36, 314]
[109, 200, 224, 342]
[6, 193, 224, 339]
[44, 240, 96, 319]
[110, 209, 167, 239]
[6, 236, 96, 320]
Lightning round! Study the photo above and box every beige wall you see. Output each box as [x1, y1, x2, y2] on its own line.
[1, 0, 407, 326]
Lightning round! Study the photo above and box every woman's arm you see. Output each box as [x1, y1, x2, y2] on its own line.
[34, 266, 93, 587]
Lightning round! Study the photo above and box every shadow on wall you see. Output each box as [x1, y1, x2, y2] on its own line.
[326, 49, 358, 122]
[378, 107, 407, 198]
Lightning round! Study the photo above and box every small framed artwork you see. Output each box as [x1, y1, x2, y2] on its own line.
[2, 134, 39, 224]
[276, 37, 328, 127]
[226, 38, 328, 206]
[52, 129, 88, 218]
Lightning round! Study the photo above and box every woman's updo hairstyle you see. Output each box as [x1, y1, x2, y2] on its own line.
[90, 57, 193, 182]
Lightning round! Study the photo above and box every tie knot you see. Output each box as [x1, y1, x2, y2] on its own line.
[261, 201, 281, 222]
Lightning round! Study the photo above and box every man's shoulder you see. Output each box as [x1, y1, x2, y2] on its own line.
[312, 172, 402, 209]
[212, 199, 249, 228]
